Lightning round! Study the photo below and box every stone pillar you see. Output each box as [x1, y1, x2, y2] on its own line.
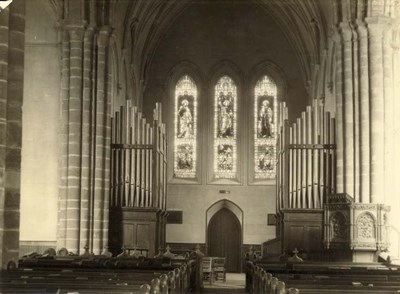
[57, 22, 111, 254]
[66, 25, 85, 253]
[93, 28, 110, 253]
[356, 21, 370, 204]
[340, 23, 355, 199]
[334, 29, 344, 194]
[58, 28, 70, 250]
[365, 18, 388, 204]
[0, 0, 25, 268]
[352, 26, 360, 203]
[79, 27, 94, 251]
[382, 25, 394, 206]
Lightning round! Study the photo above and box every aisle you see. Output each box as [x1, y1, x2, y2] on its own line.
[202, 273, 246, 293]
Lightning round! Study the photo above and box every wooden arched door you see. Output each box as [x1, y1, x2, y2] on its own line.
[207, 208, 241, 272]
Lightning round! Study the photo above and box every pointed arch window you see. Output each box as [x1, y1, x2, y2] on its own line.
[214, 76, 237, 179]
[254, 75, 277, 179]
[174, 75, 197, 178]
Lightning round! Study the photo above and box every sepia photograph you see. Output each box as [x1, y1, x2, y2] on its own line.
[1, 0, 400, 293]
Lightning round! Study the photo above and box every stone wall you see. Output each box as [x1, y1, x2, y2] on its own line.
[0, 0, 25, 268]
[20, 0, 60, 243]
[143, 1, 309, 246]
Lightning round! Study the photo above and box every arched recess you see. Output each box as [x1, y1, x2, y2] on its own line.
[167, 61, 205, 185]
[247, 60, 287, 185]
[206, 199, 243, 272]
[207, 60, 244, 185]
[206, 199, 243, 227]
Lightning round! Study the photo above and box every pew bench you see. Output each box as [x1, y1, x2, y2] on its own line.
[248, 260, 400, 294]
[1, 254, 198, 294]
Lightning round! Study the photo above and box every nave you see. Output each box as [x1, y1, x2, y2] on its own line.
[1, 0, 400, 293]
[203, 273, 245, 294]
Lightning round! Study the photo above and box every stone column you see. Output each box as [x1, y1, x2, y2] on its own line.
[0, 0, 25, 268]
[65, 25, 85, 253]
[340, 22, 355, 199]
[57, 26, 70, 250]
[79, 27, 95, 251]
[334, 29, 344, 193]
[352, 26, 360, 203]
[356, 21, 370, 204]
[57, 23, 111, 254]
[382, 25, 394, 206]
[365, 18, 388, 204]
[92, 28, 110, 253]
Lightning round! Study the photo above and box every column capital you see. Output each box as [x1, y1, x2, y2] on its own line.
[355, 20, 368, 39]
[59, 20, 87, 41]
[339, 22, 353, 42]
[84, 26, 96, 41]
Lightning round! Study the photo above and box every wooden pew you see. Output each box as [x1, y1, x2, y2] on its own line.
[0, 253, 197, 294]
[247, 260, 400, 294]
[246, 261, 297, 294]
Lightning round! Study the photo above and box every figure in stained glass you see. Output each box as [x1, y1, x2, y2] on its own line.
[217, 144, 234, 171]
[217, 92, 234, 138]
[257, 95, 274, 138]
[174, 75, 197, 178]
[177, 94, 194, 138]
[176, 144, 193, 170]
[257, 145, 274, 171]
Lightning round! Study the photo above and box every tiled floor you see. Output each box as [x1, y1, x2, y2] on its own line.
[203, 273, 246, 293]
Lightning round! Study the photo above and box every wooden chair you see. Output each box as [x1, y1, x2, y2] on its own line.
[202, 257, 214, 285]
[212, 257, 226, 282]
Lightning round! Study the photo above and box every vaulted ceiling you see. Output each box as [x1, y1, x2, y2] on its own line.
[109, 0, 335, 88]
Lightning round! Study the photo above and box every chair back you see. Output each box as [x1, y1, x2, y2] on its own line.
[202, 257, 213, 273]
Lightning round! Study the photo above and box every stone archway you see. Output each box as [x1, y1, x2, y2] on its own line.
[206, 200, 243, 272]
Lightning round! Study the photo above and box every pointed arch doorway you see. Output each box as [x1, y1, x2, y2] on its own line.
[206, 200, 243, 273]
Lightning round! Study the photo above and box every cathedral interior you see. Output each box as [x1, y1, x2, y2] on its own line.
[1, 0, 400, 292]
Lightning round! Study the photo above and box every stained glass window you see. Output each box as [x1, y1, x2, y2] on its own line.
[214, 76, 237, 179]
[174, 75, 197, 178]
[254, 75, 277, 179]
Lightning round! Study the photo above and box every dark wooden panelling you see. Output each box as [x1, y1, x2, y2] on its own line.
[137, 224, 150, 248]
[281, 209, 324, 254]
[268, 214, 277, 225]
[167, 211, 183, 224]
[109, 208, 167, 257]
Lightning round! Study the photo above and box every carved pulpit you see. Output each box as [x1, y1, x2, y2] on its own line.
[324, 193, 390, 262]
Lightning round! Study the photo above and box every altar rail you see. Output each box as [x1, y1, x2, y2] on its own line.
[277, 100, 336, 211]
[110, 101, 167, 210]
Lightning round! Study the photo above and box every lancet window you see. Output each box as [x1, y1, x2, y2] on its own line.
[214, 76, 237, 179]
[254, 75, 277, 179]
[174, 75, 197, 178]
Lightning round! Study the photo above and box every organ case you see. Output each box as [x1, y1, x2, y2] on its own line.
[274, 99, 336, 257]
[109, 101, 167, 257]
